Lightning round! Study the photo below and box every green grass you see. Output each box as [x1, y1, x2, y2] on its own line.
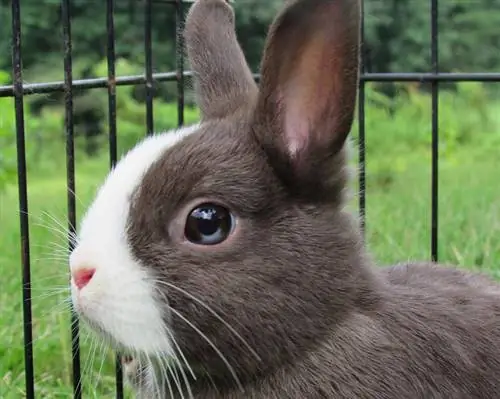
[1, 144, 499, 397]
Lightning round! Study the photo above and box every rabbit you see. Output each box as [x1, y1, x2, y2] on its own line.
[68, 0, 500, 398]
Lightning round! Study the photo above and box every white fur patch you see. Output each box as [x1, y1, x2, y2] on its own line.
[70, 124, 200, 355]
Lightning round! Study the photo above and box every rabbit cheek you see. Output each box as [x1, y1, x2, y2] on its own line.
[69, 125, 202, 355]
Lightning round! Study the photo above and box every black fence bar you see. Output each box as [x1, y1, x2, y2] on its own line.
[60, 0, 81, 398]
[176, 0, 185, 127]
[2, 72, 500, 99]
[358, 0, 366, 233]
[144, 0, 154, 136]
[11, 0, 35, 397]
[104, 0, 124, 396]
[107, 0, 118, 170]
[430, 0, 439, 262]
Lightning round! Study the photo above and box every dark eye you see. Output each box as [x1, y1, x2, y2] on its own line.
[184, 203, 235, 245]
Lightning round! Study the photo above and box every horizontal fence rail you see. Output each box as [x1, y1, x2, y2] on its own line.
[5, 0, 498, 398]
[2, 72, 500, 98]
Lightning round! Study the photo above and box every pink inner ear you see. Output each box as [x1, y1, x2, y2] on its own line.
[282, 70, 318, 157]
[281, 35, 334, 158]
[284, 100, 311, 157]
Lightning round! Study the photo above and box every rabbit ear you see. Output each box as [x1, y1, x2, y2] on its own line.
[185, 0, 258, 120]
[253, 0, 361, 186]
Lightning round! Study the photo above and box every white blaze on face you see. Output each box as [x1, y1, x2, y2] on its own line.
[69, 125, 200, 354]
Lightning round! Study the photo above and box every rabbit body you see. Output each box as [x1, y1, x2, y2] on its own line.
[126, 262, 500, 399]
[68, 0, 500, 398]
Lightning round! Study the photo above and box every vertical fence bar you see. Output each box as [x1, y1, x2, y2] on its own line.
[107, 0, 118, 170]
[61, 0, 81, 397]
[105, 0, 124, 396]
[430, 0, 439, 261]
[358, 0, 366, 233]
[11, 1, 35, 397]
[144, 0, 154, 136]
[176, 0, 185, 127]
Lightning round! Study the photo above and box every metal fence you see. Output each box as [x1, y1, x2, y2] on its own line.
[2, 0, 500, 398]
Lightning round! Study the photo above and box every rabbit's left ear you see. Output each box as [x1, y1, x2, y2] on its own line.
[185, 0, 258, 120]
[252, 0, 361, 183]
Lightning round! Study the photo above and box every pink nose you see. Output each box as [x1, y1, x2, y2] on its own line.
[72, 268, 95, 290]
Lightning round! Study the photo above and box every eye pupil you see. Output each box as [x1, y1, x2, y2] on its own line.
[195, 208, 221, 235]
[185, 203, 234, 245]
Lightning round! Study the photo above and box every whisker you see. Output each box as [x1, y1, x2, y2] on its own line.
[32, 257, 70, 265]
[32, 239, 70, 250]
[67, 185, 87, 209]
[175, 353, 195, 399]
[199, 362, 220, 395]
[29, 275, 69, 286]
[148, 351, 167, 399]
[167, 305, 243, 392]
[95, 339, 108, 392]
[87, 336, 103, 390]
[29, 282, 68, 290]
[77, 334, 96, 394]
[33, 253, 69, 263]
[29, 288, 69, 301]
[31, 222, 72, 242]
[153, 279, 260, 362]
[155, 332, 187, 399]
[158, 355, 175, 399]
[41, 210, 78, 241]
[32, 242, 69, 253]
[32, 299, 72, 323]
[158, 327, 195, 399]
[33, 251, 69, 260]
[167, 328, 196, 380]
[167, 356, 186, 399]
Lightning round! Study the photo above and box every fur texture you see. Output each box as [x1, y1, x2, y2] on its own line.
[69, 0, 500, 398]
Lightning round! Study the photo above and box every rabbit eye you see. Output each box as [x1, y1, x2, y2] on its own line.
[184, 203, 235, 245]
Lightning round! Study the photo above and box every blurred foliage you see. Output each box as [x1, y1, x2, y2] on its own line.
[363, 0, 500, 73]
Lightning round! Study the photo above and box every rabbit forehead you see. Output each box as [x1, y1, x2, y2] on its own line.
[132, 119, 274, 213]
[79, 124, 202, 244]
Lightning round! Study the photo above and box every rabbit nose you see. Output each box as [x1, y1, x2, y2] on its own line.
[72, 267, 96, 290]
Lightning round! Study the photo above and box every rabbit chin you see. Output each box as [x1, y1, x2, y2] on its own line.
[68, 123, 201, 355]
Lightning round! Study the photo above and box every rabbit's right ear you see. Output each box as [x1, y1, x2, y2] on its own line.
[252, 0, 361, 194]
[185, 0, 258, 120]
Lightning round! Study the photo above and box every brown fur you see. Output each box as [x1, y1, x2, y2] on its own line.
[124, 0, 500, 397]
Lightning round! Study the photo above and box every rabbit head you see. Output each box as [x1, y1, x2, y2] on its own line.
[69, 0, 376, 390]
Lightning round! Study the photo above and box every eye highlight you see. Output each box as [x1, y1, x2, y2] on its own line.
[184, 203, 235, 245]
